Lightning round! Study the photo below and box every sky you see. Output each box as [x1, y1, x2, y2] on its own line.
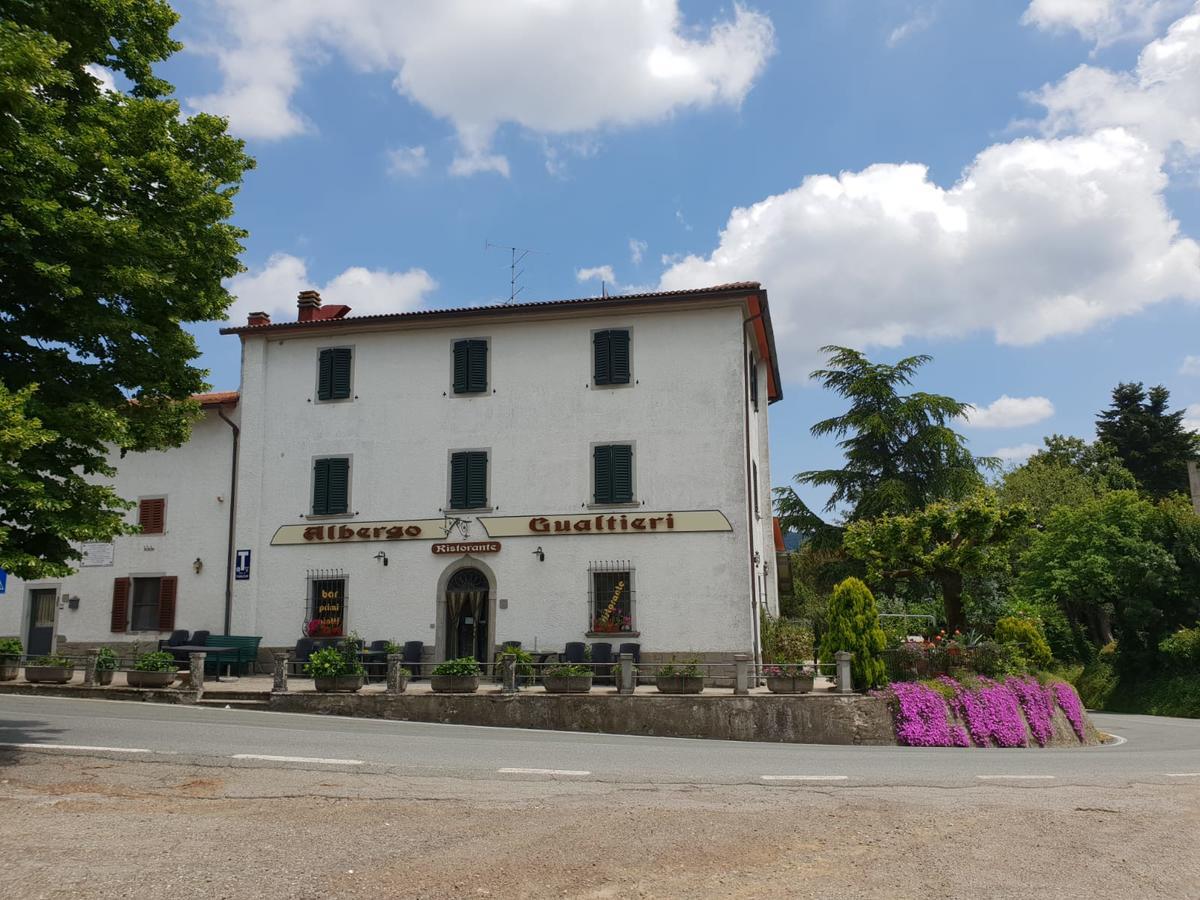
[148, 0, 1200, 520]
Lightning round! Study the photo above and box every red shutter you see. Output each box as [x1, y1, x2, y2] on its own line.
[111, 578, 130, 633]
[139, 498, 165, 534]
[157, 576, 177, 632]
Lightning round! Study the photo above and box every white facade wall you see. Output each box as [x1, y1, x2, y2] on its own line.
[232, 302, 773, 659]
[0, 407, 238, 651]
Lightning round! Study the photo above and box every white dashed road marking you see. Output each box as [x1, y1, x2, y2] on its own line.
[977, 775, 1055, 781]
[232, 754, 363, 765]
[760, 775, 849, 782]
[1165, 773, 1200, 778]
[497, 767, 590, 776]
[0, 742, 150, 753]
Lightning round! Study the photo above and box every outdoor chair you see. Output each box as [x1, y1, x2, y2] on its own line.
[563, 642, 586, 664]
[590, 642, 614, 683]
[166, 630, 189, 647]
[191, 630, 210, 646]
[618, 642, 641, 665]
[365, 640, 391, 681]
[291, 638, 315, 675]
[402, 641, 424, 679]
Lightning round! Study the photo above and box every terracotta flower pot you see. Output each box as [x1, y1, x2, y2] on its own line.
[314, 675, 364, 693]
[430, 674, 480, 693]
[126, 670, 175, 688]
[24, 665, 74, 684]
[543, 674, 593, 694]
[766, 675, 814, 694]
[655, 674, 704, 694]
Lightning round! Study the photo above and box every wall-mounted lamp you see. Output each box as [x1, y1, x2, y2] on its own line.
[374, 551, 389, 567]
[532, 546, 545, 562]
[192, 557, 203, 574]
[67, 595, 80, 610]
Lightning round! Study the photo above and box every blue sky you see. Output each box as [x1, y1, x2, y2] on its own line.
[158, 0, 1200, 520]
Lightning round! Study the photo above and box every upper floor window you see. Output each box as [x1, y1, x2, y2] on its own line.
[317, 347, 353, 401]
[449, 450, 488, 509]
[593, 444, 634, 504]
[312, 456, 350, 516]
[748, 351, 759, 411]
[593, 329, 630, 386]
[138, 497, 166, 534]
[452, 339, 488, 394]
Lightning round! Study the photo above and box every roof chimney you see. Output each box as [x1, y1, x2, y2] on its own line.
[247, 310, 271, 327]
[297, 289, 322, 322]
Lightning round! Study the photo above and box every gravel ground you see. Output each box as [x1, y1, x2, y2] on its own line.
[1, 753, 1197, 899]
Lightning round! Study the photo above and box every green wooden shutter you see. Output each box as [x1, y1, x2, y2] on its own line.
[593, 331, 611, 385]
[593, 445, 613, 503]
[466, 451, 488, 508]
[452, 341, 470, 393]
[467, 340, 487, 392]
[609, 330, 630, 384]
[450, 452, 469, 507]
[330, 348, 352, 399]
[326, 457, 350, 514]
[317, 349, 334, 400]
[611, 444, 633, 502]
[312, 458, 330, 515]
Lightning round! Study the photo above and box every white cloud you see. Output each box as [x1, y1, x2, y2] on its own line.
[887, 6, 937, 47]
[226, 253, 437, 323]
[964, 395, 1056, 428]
[385, 145, 428, 177]
[1181, 355, 1200, 374]
[1184, 403, 1200, 430]
[576, 265, 616, 285]
[993, 442, 1042, 464]
[1031, 4, 1200, 157]
[84, 64, 116, 93]
[188, 1, 775, 175]
[629, 239, 648, 266]
[659, 128, 1200, 382]
[1021, 0, 1191, 47]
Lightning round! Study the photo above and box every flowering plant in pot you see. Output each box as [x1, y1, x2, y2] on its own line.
[655, 658, 703, 694]
[24, 654, 75, 684]
[94, 647, 118, 685]
[127, 650, 177, 687]
[305, 639, 366, 693]
[542, 663, 593, 694]
[763, 663, 816, 694]
[430, 657, 482, 693]
[0, 637, 22, 681]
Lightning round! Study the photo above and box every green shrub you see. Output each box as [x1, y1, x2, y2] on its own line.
[432, 657, 482, 677]
[1074, 657, 1118, 709]
[1159, 625, 1200, 673]
[0, 637, 22, 660]
[820, 577, 887, 690]
[657, 657, 701, 678]
[970, 641, 1029, 678]
[761, 616, 814, 663]
[133, 651, 176, 672]
[30, 655, 71, 667]
[495, 645, 534, 679]
[546, 663, 591, 677]
[994, 615, 1053, 669]
[304, 646, 363, 678]
[95, 647, 118, 671]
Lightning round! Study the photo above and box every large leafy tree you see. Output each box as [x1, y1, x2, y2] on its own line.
[0, 0, 254, 577]
[843, 492, 1029, 633]
[998, 435, 1136, 524]
[1096, 383, 1199, 499]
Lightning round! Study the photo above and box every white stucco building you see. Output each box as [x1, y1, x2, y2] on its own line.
[1, 283, 782, 670]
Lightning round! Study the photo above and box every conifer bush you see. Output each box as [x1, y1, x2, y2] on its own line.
[820, 577, 887, 690]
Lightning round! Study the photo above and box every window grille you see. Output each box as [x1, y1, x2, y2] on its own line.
[588, 560, 635, 633]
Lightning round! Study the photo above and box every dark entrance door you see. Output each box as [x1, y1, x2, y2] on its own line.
[445, 568, 489, 662]
[27, 589, 56, 657]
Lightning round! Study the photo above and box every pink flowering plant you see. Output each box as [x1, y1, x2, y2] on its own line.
[1052, 681, 1087, 741]
[1006, 676, 1056, 747]
[942, 676, 1028, 748]
[885, 681, 970, 747]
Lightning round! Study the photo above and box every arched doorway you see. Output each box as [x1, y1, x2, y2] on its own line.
[444, 567, 490, 662]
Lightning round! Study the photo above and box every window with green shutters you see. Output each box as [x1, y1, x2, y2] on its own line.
[317, 347, 353, 401]
[748, 351, 759, 410]
[312, 457, 350, 515]
[592, 329, 630, 386]
[593, 444, 634, 504]
[452, 339, 488, 393]
[449, 451, 488, 509]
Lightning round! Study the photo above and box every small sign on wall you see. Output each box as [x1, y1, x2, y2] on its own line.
[79, 542, 115, 567]
[0, 569, 6, 595]
[235, 549, 251, 581]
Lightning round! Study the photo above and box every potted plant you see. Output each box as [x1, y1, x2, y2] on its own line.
[95, 647, 118, 685]
[542, 663, 593, 694]
[24, 654, 75, 684]
[763, 663, 816, 694]
[655, 658, 704, 694]
[126, 650, 177, 687]
[430, 657, 482, 693]
[305, 643, 365, 692]
[494, 645, 534, 685]
[0, 637, 22, 681]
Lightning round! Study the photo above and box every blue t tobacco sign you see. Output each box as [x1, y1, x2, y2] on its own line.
[234, 550, 251, 581]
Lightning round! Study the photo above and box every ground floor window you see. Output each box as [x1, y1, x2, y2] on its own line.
[589, 562, 634, 634]
[309, 577, 346, 637]
[129, 578, 162, 632]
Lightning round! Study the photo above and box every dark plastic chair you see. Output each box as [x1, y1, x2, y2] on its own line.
[402, 641, 424, 679]
[563, 642, 586, 664]
[590, 642, 614, 683]
[166, 630, 190, 647]
[291, 638, 315, 674]
[191, 630, 210, 646]
[364, 640, 391, 681]
[618, 642, 641, 665]
[501, 640, 522, 650]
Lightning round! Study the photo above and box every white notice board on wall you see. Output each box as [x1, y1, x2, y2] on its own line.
[79, 542, 115, 567]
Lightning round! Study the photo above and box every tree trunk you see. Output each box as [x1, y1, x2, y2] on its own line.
[938, 570, 966, 633]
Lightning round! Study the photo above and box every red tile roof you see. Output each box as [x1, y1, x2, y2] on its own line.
[193, 390, 239, 407]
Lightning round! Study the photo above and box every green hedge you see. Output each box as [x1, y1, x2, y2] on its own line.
[1073, 656, 1200, 719]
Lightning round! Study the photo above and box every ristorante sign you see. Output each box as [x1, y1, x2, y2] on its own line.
[478, 510, 732, 537]
[270, 519, 447, 546]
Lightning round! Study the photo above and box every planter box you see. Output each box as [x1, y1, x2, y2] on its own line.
[430, 674, 480, 693]
[127, 670, 175, 688]
[314, 675, 364, 693]
[543, 674, 593, 694]
[766, 675, 814, 694]
[391, 676, 410, 693]
[655, 674, 704, 694]
[96, 669, 115, 686]
[0, 661, 19, 682]
[25, 665, 74, 684]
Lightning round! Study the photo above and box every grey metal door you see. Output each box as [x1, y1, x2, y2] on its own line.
[27, 589, 56, 657]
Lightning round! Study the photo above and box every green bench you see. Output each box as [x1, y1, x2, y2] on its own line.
[202, 634, 263, 676]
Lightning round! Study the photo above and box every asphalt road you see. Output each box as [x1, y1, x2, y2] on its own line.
[0, 693, 1197, 786]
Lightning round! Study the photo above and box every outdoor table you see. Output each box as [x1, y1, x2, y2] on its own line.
[168, 644, 241, 681]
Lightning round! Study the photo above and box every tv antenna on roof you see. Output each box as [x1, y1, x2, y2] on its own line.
[485, 241, 540, 304]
